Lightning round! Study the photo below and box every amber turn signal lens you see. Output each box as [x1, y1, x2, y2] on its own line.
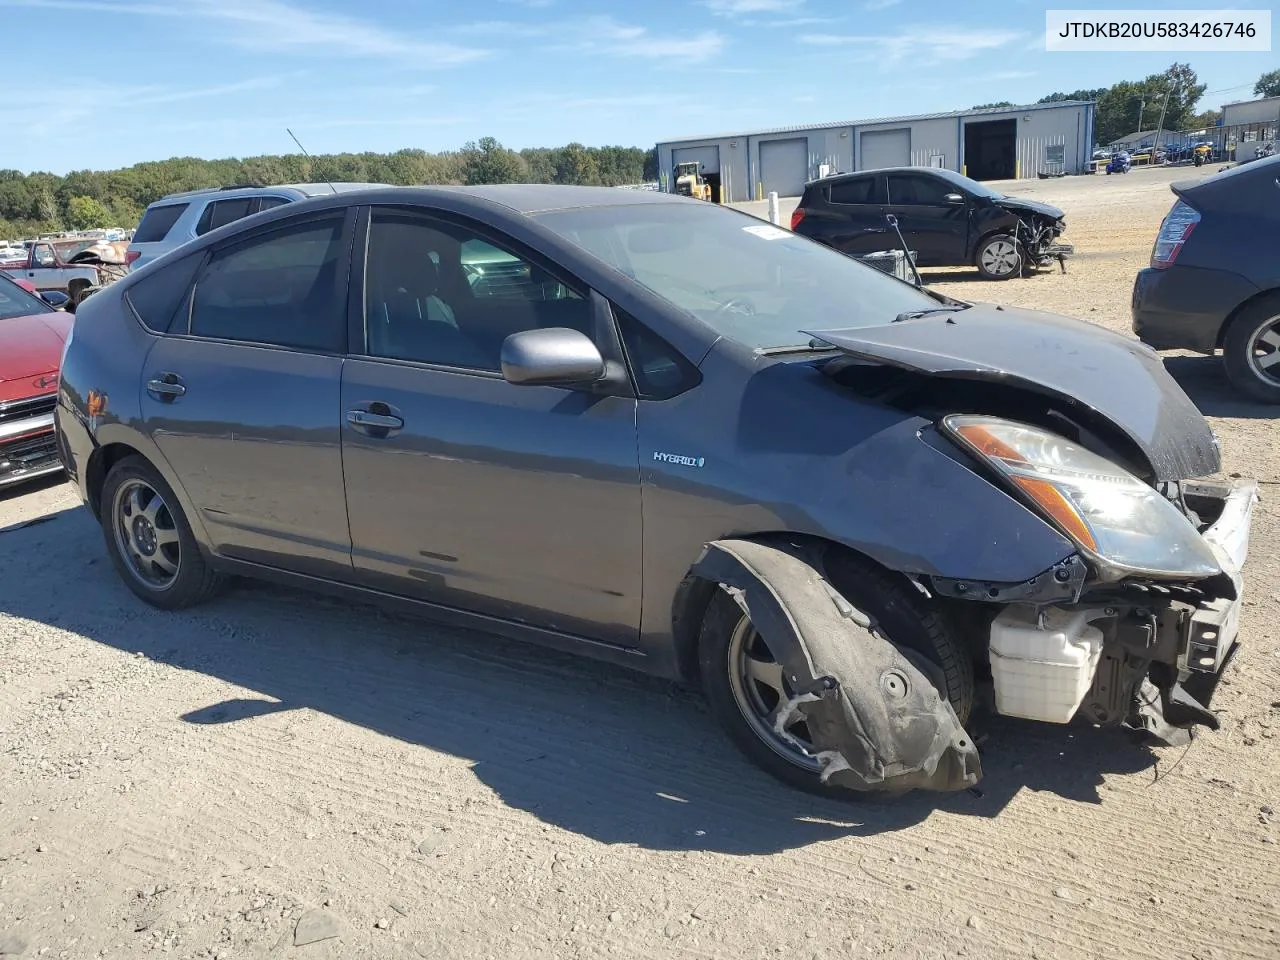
[1011, 476, 1098, 552]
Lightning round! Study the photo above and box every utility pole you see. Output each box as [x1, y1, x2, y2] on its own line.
[1137, 99, 1146, 133]
[1153, 80, 1176, 158]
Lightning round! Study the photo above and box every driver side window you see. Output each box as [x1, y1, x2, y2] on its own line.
[34, 243, 56, 267]
[362, 210, 589, 372]
[886, 174, 953, 206]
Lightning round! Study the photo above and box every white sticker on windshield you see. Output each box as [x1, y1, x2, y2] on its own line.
[741, 224, 792, 240]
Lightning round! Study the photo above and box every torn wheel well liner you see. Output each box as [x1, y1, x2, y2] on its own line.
[688, 535, 982, 793]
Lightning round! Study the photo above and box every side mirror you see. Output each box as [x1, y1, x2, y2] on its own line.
[944, 193, 965, 204]
[500, 327, 606, 387]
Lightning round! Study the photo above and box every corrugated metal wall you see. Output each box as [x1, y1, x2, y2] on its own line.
[655, 103, 1096, 198]
[1012, 105, 1090, 176]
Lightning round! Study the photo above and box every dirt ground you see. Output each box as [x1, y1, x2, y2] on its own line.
[2, 167, 1278, 960]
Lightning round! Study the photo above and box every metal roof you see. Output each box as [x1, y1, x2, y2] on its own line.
[1222, 94, 1280, 110]
[657, 100, 1095, 147]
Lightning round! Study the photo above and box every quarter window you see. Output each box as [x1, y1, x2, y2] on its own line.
[133, 203, 188, 243]
[363, 211, 588, 372]
[188, 215, 347, 352]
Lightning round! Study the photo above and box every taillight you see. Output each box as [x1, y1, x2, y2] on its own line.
[125, 250, 140, 266]
[1150, 200, 1199, 268]
[790, 207, 806, 231]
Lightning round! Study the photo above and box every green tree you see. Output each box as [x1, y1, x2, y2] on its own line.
[66, 195, 112, 229]
[971, 101, 1014, 109]
[1256, 69, 1280, 98]
[553, 143, 601, 185]
[460, 137, 527, 185]
[1038, 88, 1107, 104]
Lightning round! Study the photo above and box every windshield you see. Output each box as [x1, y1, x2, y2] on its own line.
[535, 202, 941, 349]
[0, 273, 53, 320]
[931, 168, 1004, 199]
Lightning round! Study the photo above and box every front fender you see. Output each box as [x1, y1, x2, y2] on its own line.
[691, 537, 981, 793]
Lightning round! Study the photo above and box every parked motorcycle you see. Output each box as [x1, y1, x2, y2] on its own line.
[1106, 151, 1132, 175]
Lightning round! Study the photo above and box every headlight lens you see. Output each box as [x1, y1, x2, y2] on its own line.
[943, 415, 1221, 580]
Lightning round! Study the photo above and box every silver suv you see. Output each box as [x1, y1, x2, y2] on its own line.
[126, 182, 386, 270]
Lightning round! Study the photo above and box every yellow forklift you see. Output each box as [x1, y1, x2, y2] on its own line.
[674, 162, 713, 201]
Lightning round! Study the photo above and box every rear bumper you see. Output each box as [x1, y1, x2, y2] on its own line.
[1131, 265, 1258, 354]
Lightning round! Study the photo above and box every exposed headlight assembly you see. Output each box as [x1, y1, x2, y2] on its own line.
[942, 415, 1221, 581]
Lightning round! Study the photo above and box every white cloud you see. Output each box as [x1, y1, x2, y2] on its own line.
[862, 0, 902, 10]
[0, 75, 297, 138]
[0, 0, 492, 65]
[798, 27, 1025, 62]
[703, 0, 802, 14]
[576, 17, 726, 60]
[742, 15, 840, 26]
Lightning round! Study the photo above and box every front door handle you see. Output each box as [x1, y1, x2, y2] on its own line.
[346, 410, 404, 430]
[146, 373, 186, 400]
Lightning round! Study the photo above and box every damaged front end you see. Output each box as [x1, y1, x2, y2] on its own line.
[1007, 205, 1073, 274]
[692, 538, 982, 794]
[935, 477, 1258, 745]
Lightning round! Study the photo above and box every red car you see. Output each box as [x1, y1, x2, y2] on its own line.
[0, 270, 71, 489]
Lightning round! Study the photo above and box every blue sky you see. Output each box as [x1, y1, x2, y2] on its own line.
[2, 0, 1274, 174]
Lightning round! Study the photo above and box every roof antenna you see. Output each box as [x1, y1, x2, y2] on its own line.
[286, 128, 337, 194]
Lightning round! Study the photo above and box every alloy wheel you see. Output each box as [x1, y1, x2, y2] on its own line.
[980, 238, 1020, 277]
[113, 479, 181, 590]
[1245, 314, 1280, 387]
[726, 616, 822, 772]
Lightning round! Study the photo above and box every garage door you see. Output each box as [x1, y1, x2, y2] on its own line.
[758, 138, 809, 197]
[860, 128, 910, 170]
[672, 145, 721, 175]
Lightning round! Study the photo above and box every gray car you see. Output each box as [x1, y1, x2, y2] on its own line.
[55, 185, 1257, 797]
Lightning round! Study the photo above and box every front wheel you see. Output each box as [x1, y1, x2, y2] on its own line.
[1222, 294, 1280, 404]
[698, 555, 974, 796]
[975, 234, 1021, 280]
[100, 456, 224, 609]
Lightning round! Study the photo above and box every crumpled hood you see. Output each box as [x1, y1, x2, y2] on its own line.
[804, 303, 1220, 482]
[994, 196, 1065, 220]
[0, 311, 71, 393]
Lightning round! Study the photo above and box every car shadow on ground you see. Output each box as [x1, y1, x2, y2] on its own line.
[1162, 355, 1279, 420]
[1, 503, 1161, 855]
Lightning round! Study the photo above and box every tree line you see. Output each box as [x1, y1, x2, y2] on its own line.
[0, 139, 659, 240]
[976, 64, 1280, 147]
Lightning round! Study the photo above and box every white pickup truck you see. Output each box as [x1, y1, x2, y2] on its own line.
[0, 238, 128, 304]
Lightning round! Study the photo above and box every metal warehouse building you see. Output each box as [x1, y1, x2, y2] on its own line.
[656, 100, 1096, 203]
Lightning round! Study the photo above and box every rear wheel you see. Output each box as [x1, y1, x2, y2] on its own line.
[698, 554, 973, 796]
[1222, 294, 1280, 404]
[100, 456, 224, 609]
[975, 234, 1021, 280]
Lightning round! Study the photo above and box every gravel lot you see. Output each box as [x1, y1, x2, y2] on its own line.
[2, 167, 1278, 960]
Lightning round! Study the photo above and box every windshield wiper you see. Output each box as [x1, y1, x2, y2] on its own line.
[893, 305, 971, 323]
[757, 338, 844, 356]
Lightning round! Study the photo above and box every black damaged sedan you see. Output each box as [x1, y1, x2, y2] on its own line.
[56, 185, 1256, 796]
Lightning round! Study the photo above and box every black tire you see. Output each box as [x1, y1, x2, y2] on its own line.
[698, 552, 974, 797]
[100, 455, 224, 609]
[974, 233, 1021, 281]
[1222, 294, 1280, 404]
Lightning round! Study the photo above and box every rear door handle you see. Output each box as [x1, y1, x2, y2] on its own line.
[146, 373, 186, 400]
[346, 410, 404, 430]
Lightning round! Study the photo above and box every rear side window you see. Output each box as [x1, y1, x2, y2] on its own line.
[133, 204, 188, 243]
[828, 177, 883, 205]
[196, 197, 255, 236]
[125, 251, 203, 332]
[189, 215, 348, 352]
[256, 196, 290, 212]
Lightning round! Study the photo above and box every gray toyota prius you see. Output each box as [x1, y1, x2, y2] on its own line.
[55, 184, 1257, 797]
